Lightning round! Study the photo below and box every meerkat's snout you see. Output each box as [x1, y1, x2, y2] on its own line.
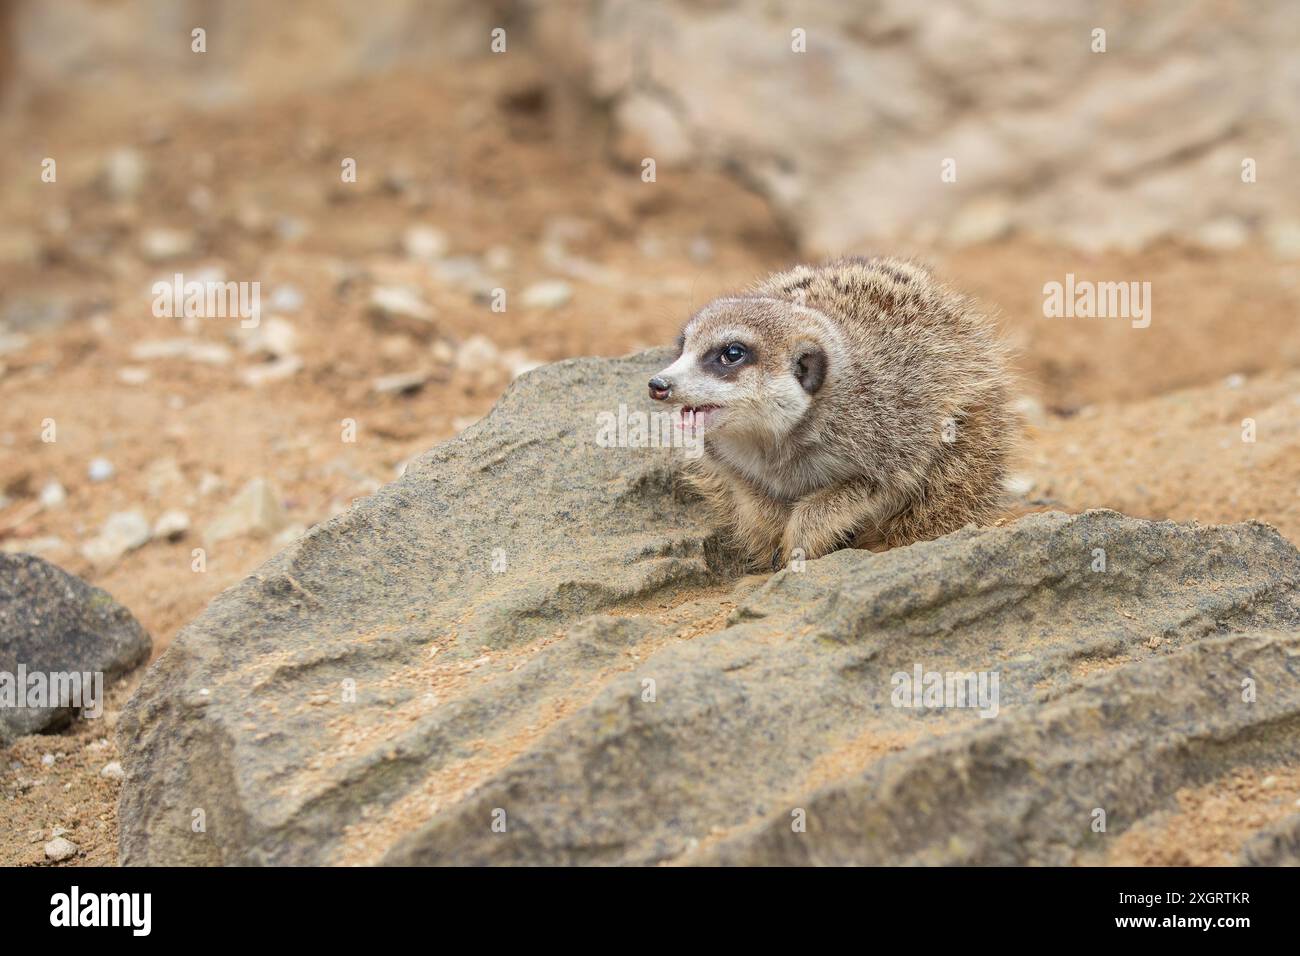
[650, 344, 740, 432]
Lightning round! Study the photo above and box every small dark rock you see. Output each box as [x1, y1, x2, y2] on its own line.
[0, 553, 152, 742]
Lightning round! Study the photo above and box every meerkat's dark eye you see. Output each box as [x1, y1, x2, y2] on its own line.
[719, 343, 748, 366]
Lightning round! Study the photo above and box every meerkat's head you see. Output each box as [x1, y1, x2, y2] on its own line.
[649, 297, 837, 442]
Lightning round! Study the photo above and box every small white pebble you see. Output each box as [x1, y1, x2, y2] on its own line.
[44, 837, 79, 862]
[88, 457, 115, 482]
[269, 285, 305, 312]
[520, 279, 573, 310]
[39, 480, 67, 508]
[402, 224, 450, 261]
[153, 510, 191, 540]
[99, 761, 125, 781]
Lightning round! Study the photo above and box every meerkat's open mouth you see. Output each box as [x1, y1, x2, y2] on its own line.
[677, 405, 721, 430]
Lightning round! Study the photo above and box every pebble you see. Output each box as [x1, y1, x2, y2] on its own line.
[382, 167, 417, 195]
[205, 478, 287, 544]
[239, 315, 298, 358]
[455, 334, 502, 372]
[483, 245, 514, 272]
[268, 285, 305, 312]
[117, 366, 151, 385]
[369, 285, 435, 324]
[131, 338, 233, 365]
[153, 510, 191, 540]
[41, 753, 56, 766]
[0, 536, 68, 556]
[402, 225, 450, 261]
[82, 510, 152, 567]
[372, 370, 432, 395]
[102, 148, 147, 201]
[275, 216, 308, 242]
[88, 458, 116, 483]
[431, 257, 493, 294]
[100, 761, 125, 781]
[1192, 217, 1249, 252]
[145, 458, 185, 499]
[520, 279, 574, 310]
[39, 481, 67, 509]
[139, 227, 197, 261]
[378, 334, 416, 361]
[43, 837, 79, 862]
[240, 355, 303, 387]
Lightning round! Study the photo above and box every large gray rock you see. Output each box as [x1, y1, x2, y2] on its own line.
[1, 553, 152, 742]
[118, 350, 1300, 865]
[697, 631, 1300, 865]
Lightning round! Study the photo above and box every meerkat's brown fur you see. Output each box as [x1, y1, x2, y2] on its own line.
[655, 256, 1019, 570]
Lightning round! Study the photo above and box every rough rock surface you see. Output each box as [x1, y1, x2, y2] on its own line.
[698, 632, 1300, 865]
[1, 553, 152, 742]
[118, 351, 1300, 865]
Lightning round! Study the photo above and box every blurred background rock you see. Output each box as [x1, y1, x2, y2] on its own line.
[5, 0, 1299, 254]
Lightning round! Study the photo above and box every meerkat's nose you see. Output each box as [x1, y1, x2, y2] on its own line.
[648, 377, 672, 401]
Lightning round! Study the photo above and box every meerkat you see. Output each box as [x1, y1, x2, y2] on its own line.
[648, 256, 1018, 571]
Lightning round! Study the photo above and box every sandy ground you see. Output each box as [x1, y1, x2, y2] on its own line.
[3, 59, 1300, 866]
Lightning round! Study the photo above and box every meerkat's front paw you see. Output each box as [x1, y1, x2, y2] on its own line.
[781, 503, 864, 564]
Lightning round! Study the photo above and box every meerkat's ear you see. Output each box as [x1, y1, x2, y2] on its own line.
[794, 345, 827, 394]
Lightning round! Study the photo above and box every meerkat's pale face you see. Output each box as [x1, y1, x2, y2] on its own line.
[649, 299, 828, 443]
